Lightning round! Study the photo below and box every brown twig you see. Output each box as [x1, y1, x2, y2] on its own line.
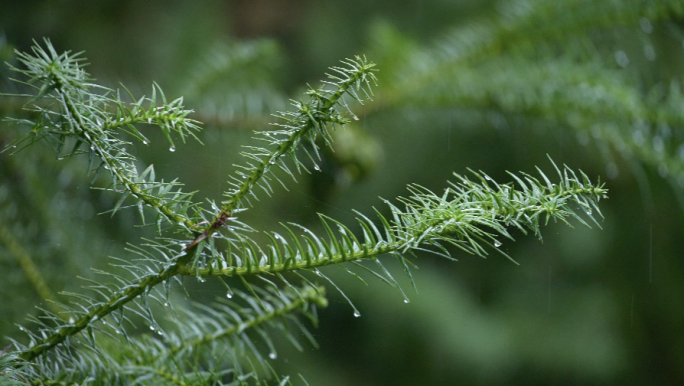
[183, 211, 231, 251]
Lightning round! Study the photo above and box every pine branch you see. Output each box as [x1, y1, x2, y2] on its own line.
[182, 56, 377, 256]
[221, 56, 377, 212]
[5, 43, 376, 370]
[23, 285, 325, 385]
[3, 39, 609, 384]
[4, 39, 203, 231]
[177, 159, 606, 279]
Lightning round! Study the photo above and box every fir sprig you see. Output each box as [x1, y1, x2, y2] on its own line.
[22, 285, 325, 385]
[3, 40, 607, 385]
[4, 39, 203, 231]
[177, 159, 606, 281]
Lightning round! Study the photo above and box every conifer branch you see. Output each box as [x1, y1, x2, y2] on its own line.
[16, 261, 174, 362]
[183, 56, 377, 255]
[21, 285, 325, 385]
[222, 57, 376, 213]
[4, 39, 203, 231]
[177, 160, 607, 279]
[3, 39, 609, 384]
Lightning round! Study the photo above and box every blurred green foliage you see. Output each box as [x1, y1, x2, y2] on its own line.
[2, 0, 684, 385]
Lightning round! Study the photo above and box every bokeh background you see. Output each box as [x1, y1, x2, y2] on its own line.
[2, 1, 684, 385]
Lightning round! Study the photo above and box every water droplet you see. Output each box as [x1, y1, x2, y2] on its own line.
[494, 240, 502, 247]
[352, 115, 359, 121]
[169, 146, 176, 152]
[658, 163, 669, 178]
[198, 277, 205, 283]
[104, 165, 110, 170]
[640, 17, 653, 34]
[403, 299, 410, 304]
[314, 165, 320, 171]
[164, 303, 169, 307]
[586, 209, 593, 215]
[644, 45, 656, 61]
[69, 317, 75, 324]
[18, 327, 24, 331]
[269, 352, 277, 359]
[157, 331, 163, 336]
[615, 51, 629, 68]
[142, 141, 148, 145]
[12, 145, 16, 148]
[57, 157, 64, 161]
[484, 175, 492, 181]
[269, 159, 276, 164]
[353, 311, 361, 317]
[150, 326, 155, 331]
[653, 136, 664, 153]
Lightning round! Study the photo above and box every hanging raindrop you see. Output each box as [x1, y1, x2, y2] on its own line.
[226, 293, 233, 299]
[269, 352, 277, 359]
[353, 311, 361, 317]
[644, 45, 656, 61]
[586, 209, 593, 215]
[639, 17, 653, 34]
[404, 299, 410, 304]
[614, 51, 629, 68]
[494, 240, 502, 247]
[169, 146, 176, 152]
[150, 326, 155, 331]
[658, 163, 669, 178]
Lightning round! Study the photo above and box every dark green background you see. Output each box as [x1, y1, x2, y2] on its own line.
[1, 1, 683, 385]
